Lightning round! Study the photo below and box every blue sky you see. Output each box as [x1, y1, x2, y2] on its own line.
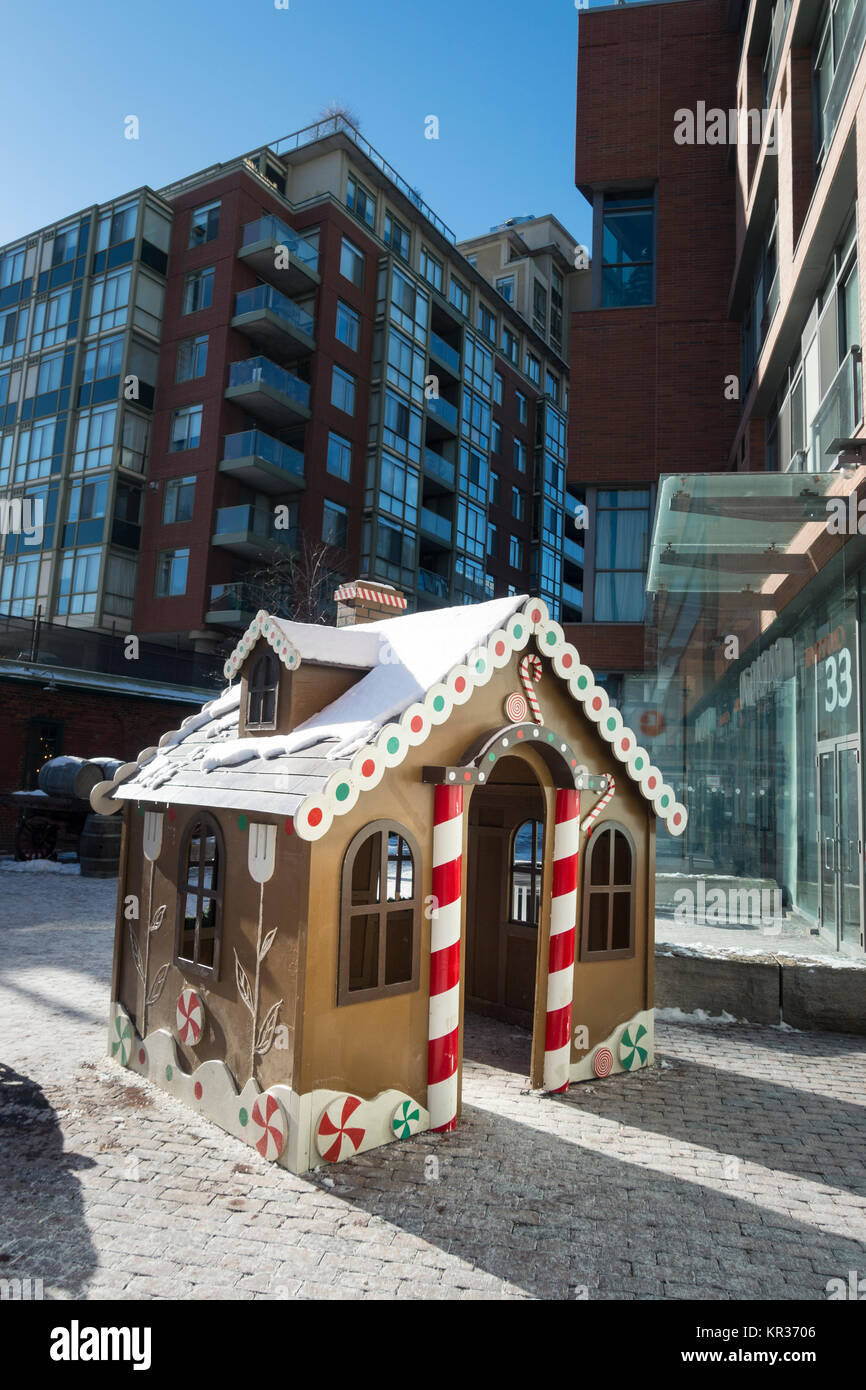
[0, 0, 594, 250]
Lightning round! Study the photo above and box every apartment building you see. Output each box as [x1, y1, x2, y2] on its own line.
[573, 0, 866, 954]
[0, 119, 586, 651]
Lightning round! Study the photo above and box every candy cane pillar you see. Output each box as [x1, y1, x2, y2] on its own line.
[428, 785, 463, 1131]
[543, 788, 581, 1092]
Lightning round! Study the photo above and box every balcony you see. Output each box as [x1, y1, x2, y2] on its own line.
[212, 505, 297, 559]
[422, 446, 455, 492]
[561, 581, 583, 616]
[416, 567, 450, 608]
[564, 535, 585, 570]
[225, 356, 310, 426]
[238, 216, 320, 295]
[425, 393, 459, 441]
[811, 346, 863, 470]
[429, 331, 460, 379]
[420, 506, 453, 548]
[232, 285, 315, 359]
[219, 429, 305, 495]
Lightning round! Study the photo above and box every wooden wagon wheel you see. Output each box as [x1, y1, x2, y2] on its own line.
[15, 815, 59, 862]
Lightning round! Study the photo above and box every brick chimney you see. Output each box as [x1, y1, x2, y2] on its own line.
[333, 580, 407, 626]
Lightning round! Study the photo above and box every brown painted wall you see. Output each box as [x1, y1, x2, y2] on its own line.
[117, 804, 309, 1092]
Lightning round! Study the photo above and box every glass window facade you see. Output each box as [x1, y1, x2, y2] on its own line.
[600, 190, 655, 308]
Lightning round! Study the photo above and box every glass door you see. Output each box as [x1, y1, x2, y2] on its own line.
[817, 738, 864, 950]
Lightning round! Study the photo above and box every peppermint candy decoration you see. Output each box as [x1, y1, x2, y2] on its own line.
[620, 1023, 648, 1071]
[504, 691, 528, 724]
[519, 654, 544, 726]
[111, 1012, 132, 1067]
[391, 1099, 422, 1140]
[176, 988, 205, 1046]
[250, 1091, 286, 1162]
[593, 1046, 614, 1078]
[316, 1095, 366, 1163]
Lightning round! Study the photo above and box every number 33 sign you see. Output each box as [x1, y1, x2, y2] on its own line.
[823, 648, 852, 712]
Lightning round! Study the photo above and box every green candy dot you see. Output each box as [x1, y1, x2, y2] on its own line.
[335, 783, 350, 802]
[475, 660, 485, 673]
[238, 814, 248, 831]
[165, 1066, 173, 1082]
[546, 632, 556, 645]
[433, 695, 445, 711]
[387, 736, 400, 754]
[660, 794, 670, 808]
[547, 732, 554, 742]
[513, 624, 523, 639]
[577, 675, 588, 690]
[488, 752, 496, 762]
[635, 756, 644, 769]
[239, 1108, 248, 1127]
[606, 717, 616, 731]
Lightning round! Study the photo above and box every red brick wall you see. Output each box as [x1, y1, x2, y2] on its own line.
[0, 680, 196, 853]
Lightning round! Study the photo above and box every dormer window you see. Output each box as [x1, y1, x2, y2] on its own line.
[246, 649, 279, 730]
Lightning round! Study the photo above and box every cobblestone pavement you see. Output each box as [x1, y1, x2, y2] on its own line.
[1, 867, 866, 1300]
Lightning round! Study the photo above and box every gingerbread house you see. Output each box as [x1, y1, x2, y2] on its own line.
[93, 587, 686, 1172]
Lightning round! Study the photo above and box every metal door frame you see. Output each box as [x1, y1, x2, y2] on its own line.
[816, 734, 864, 951]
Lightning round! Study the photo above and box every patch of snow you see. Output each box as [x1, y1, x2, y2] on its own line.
[657, 1006, 740, 1026]
[0, 859, 81, 874]
[270, 618, 383, 669]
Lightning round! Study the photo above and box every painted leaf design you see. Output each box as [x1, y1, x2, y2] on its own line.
[149, 904, 167, 934]
[146, 962, 170, 1006]
[128, 921, 145, 984]
[254, 998, 283, 1056]
[258, 927, 277, 963]
[234, 948, 254, 1016]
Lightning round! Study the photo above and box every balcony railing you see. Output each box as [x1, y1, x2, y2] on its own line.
[423, 447, 456, 489]
[234, 285, 314, 338]
[417, 567, 449, 598]
[214, 505, 297, 546]
[429, 331, 460, 374]
[562, 581, 584, 613]
[208, 580, 293, 617]
[241, 216, 318, 270]
[223, 429, 304, 479]
[564, 535, 585, 568]
[426, 394, 458, 428]
[228, 356, 310, 408]
[811, 346, 863, 470]
[819, 0, 866, 167]
[420, 506, 453, 544]
[270, 117, 457, 244]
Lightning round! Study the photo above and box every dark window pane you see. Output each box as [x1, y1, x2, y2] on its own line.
[198, 899, 217, 966]
[181, 895, 198, 957]
[611, 892, 631, 951]
[613, 831, 632, 885]
[590, 828, 611, 885]
[352, 833, 381, 906]
[587, 894, 608, 953]
[385, 909, 413, 984]
[387, 833, 414, 900]
[186, 826, 203, 887]
[349, 914, 379, 990]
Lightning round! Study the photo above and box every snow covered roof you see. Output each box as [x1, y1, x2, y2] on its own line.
[92, 595, 688, 841]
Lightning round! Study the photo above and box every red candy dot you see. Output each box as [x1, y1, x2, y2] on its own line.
[517, 729, 524, 739]
[531, 608, 541, 622]
[562, 653, 573, 668]
[411, 715, 423, 732]
[194, 1081, 203, 1100]
[138, 1048, 145, 1065]
[361, 759, 375, 778]
[168, 807, 176, 821]
[463, 771, 471, 781]
[571, 758, 577, 768]
[308, 807, 323, 827]
[673, 813, 682, 826]
[284, 818, 294, 835]
[454, 676, 466, 693]
[592, 697, 602, 711]
[495, 641, 505, 656]
[622, 738, 630, 750]
[647, 777, 657, 791]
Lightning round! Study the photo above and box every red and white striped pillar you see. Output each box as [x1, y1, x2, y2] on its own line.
[428, 784, 463, 1132]
[543, 788, 581, 1092]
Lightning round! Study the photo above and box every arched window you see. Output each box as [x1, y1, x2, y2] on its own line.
[510, 819, 544, 926]
[581, 821, 636, 960]
[246, 649, 279, 729]
[338, 821, 420, 1004]
[176, 814, 224, 977]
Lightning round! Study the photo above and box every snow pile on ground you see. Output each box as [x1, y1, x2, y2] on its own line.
[656, 1005, 802, 1032]
[0, 859, 80, 874]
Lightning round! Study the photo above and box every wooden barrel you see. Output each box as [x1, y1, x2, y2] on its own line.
[73, 758, 122, 800]
[79, 812, 122, 877]
[38, 756, 87, 799]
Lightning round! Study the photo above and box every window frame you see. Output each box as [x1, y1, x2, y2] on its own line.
[338, 819, 422, 1005]
[175, 812, 225, 981]
[580, 820, 637, 961]
[509, 818, 545, 927]
[245, 648, 280, 731]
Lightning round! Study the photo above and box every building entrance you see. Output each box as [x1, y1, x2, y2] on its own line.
[817, 737, 863, 952]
